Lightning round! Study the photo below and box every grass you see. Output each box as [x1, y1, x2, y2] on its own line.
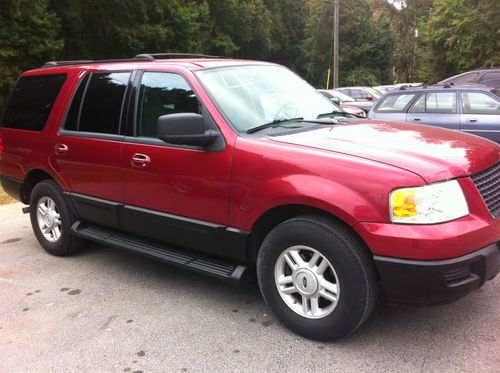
[0, 185, 16, 205]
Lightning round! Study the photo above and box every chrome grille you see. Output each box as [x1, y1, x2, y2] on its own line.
[471, 161, 500, 219]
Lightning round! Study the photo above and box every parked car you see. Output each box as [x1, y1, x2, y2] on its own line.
[368, 84, 500, 143]
[374, 85, 398, 93]
[337, 86, 382, 102]
[439, 68, 500, 88]
[318, 89, 367, 116]
[1, 55, 499, 341]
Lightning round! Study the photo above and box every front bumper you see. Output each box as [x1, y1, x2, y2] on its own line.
[374, 242, 499, 304]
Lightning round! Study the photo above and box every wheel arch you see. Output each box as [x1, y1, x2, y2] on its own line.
[20, 168, 65, 204]
[246, 204, 372, 267]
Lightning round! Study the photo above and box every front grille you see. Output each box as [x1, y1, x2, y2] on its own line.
[471, 161, 500, 219]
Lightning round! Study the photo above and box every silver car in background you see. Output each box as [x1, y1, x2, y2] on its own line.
[368, 85, 500, 143]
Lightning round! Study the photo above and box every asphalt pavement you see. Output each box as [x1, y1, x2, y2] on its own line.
[1, 202, 499, 373]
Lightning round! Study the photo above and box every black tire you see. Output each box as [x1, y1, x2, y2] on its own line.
[257, 215, 378, 341]
[29, 180, 84, 256]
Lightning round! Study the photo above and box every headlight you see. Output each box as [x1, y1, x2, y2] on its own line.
[390, 180, 469, 224]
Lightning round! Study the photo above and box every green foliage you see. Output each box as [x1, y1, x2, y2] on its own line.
[303, 0, 394, 88]
[0, 0, 499, 110]
[417, 0, 500, 82]
[0, 0, 63, 111]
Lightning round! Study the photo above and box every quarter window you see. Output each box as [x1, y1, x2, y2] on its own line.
[1, 74, 66, 131]
[461, 92, 500, 115]
[78, 72, 131, 134]
[136, 72, 201, 138]
[376, 94, 416, 112]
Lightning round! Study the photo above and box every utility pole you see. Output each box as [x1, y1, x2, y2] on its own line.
[325, 0, 339, 89]
[333, 0, 339, 88]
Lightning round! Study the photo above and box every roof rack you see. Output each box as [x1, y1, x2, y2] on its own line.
[42, 52, 225, 68]
[135, 53, 226, 60]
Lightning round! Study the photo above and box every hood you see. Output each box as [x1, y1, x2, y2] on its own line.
[269, 120, 500, 183]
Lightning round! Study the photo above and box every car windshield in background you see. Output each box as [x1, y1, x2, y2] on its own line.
[196, 65, 339, 132]
[332, 90, 355, 102]
[493, 89, 500, 98]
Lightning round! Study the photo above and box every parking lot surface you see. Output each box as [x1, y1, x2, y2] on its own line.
[1, 202, 499, 373]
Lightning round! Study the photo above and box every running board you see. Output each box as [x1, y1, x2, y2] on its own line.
[71, 221, 249, 285]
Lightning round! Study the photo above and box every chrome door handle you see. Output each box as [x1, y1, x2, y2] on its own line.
[54, 143, 68, 154]
[412, 117, 421, 121]
[131, 153, 151, 167]
[466, 118, 478, 123]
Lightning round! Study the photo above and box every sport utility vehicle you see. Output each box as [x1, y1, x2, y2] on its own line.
[1, 54, 499, 341]
[439, 68, 500, 88]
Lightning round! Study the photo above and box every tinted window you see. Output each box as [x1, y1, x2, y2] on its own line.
[479, 72, 500, 87]
[376, 93, 416, 112]
[64, 74, 89, 131]
[462, 92, 500, 115]
[137, 72, 201, 138]
[449, 72, 478, 84]
[1, 74, 66, 131]
[410, 92, 457, 113]
[79, 72, 130, 134]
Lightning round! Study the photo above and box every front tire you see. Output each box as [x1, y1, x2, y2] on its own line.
[29, 180, 84, 256]
[257, 215, 378, 341]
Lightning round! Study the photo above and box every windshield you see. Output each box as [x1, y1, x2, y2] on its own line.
[331, 90, 355, 102]
[196, 65, 341, 132]
[366, 87, 383, 98]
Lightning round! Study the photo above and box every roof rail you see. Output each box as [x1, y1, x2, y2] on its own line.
[42, 52, 226, 68]
[134, 53, 226, 60]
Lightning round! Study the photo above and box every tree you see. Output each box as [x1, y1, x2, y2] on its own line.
[0, 0, 63, 111]
[303, 0, 394, 87]
[417, 0, 500, 82]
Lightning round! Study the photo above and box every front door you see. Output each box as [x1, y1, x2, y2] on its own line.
[121, 71, 233, 257]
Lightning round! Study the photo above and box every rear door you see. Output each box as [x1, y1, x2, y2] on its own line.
[51, 70, 133, 228]
[460, 91, 500, 143]
[407, 91, 460, 131]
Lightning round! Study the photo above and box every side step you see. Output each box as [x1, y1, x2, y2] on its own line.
[71, 221, 249, 285]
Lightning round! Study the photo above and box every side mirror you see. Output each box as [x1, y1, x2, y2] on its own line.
[365, 95, 374, 101]
[157, 113, 218, 147]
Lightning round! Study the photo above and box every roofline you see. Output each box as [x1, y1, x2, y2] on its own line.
[42, 53, 228, 68]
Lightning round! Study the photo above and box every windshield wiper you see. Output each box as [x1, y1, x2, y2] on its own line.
[316, 110, 362, 119]
[246, 117, 304, 134]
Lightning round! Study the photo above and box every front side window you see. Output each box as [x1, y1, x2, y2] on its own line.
[136, 72, 201, 138]
[1, 74, 66, 131]
[462, 92, 500, 115]
[376, 93, 416, 112]
[77, 72, 131, 134]
[410, 92, 457, 114]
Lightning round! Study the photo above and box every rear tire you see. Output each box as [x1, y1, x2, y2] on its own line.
[257, 215, 378, 341]
[29, 180, 84, 256]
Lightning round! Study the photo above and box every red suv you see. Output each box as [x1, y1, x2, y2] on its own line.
[1, 54, 499, 341]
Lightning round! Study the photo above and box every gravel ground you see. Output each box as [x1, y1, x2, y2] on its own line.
[1, 202, 499, 373]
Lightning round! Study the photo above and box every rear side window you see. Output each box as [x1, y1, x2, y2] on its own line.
[410, 92, 457, 114]
[479, 72, 500, 87]
[136, 72, 201, 138]
[448, 72, 478, 84]
[74, 72, 131, 134]
[1, 74, 66, 131]
[376, 93, 416, 112]
[461, 92, 500, 115]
